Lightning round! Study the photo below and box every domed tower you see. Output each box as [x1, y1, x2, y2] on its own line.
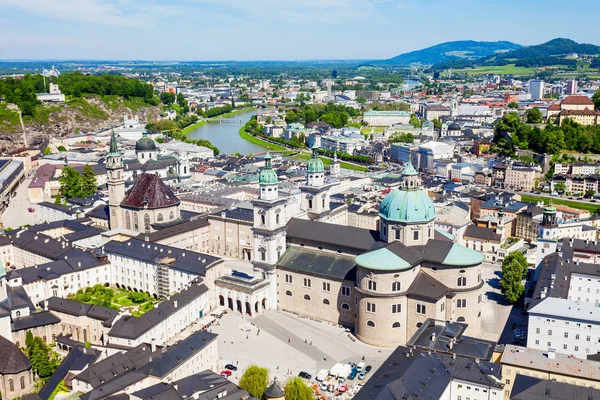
[330, 150, 341, 178]
[301, 146, 337, 217]
[252, 153, 287, 310]
[378, 161, 435, 245]
[136, 132, 157, 160]
[107, 129, 125, 230]
[535, 202, 559, 280]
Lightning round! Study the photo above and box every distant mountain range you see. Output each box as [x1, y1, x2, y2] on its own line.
[431, 38, 600, 70]
[381, 40, 523, 66]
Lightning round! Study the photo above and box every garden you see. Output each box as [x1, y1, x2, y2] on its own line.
[67, 284, 157, 317]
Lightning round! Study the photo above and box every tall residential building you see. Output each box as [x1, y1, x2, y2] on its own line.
[566, 79, 578, 95]
[529, 80, 544, 100]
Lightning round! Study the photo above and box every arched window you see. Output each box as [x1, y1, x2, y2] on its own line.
[261, 215, 266, 225]
[285, 290, 292, 296]
[125, 211, 131, 230]
[16, 310, 20, 317]
[457, 276, 466, 287]
[322, 198, 325, 208]
[157, 213, 163, 222]
[392, 282, 401, 291]
[341, 303, 350, 310]
[20, 376, 25, 390]
[367, 320, 375, 327]
[308, 199, 313, 209]
[134, 212, 139, 230]
[169, 211, 174, 220]
[9, 379, 14, 392]
[276, 214, 280, 224]
[416, 322, 423, 328]
[323, 299, 330, 305]
[392, 322, 401, 328]
[457, 316, 466, 322]
[144, 214, 150, 231]
[304, 294, 311, 301]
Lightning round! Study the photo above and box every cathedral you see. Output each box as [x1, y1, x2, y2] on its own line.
[250, 157, 486, 346]
[107, 130, 183, 233]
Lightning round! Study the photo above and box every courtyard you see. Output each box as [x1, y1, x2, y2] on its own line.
[67, 284, 157, 317]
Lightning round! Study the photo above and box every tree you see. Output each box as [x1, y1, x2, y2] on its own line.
[526, 107, 543, 124]
[54, 193, 63, 205]
[554, 181, 566, 194]
[57, 145, 67, 152]
[25, 330, 34, 348]
[285, 377, 313, 400]
[43, 146, 51, 155]
[593, 89, 600, 110]
[432, 118, 442, 130]
[586, 189, 596, 198]
[500, 259, 525, 304]
[409, 114, 422, 128]
[503, 251, 528, 279]
[356, 97, 367, 105]
[388, 132, 414, 144]
[508, 102, 519, 109]
[160, 91, 175, 105]
[239, 365, 269, 399]
[58, 166, 82, 199]
[81, 165, 97, 197]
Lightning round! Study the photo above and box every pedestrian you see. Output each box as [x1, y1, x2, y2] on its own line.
[305, 339, 307, 344]
[310, 341, 312, 345]
[277, 366, 279, 370]
[288, 338, 290, 343]
[246, 335, 249, 340]
[236, 361, 239, 365]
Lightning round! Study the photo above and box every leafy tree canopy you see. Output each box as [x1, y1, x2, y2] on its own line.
[285, 377, 314, 400]
[239, 365, 269, 399]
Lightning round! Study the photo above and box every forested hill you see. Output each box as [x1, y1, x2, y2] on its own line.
[381, 40, 522, 66]
[433, 38, 600, 69]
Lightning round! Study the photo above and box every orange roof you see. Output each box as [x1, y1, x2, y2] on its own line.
[561, 96, 594, 105]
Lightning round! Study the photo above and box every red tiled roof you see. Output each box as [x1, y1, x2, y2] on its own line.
[548, 104, 561, 110]
[121, 173, 180, 209]
[560, 108, 600, 116]
[561, 96, 594, 105]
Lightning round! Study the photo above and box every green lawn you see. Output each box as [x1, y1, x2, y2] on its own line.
[361, 127, 385, 133]
[67, 97, 108, 120]
[0, 103, 21, 132]
[295, 154, 368, 172]
[451, 64, 537, 76]
[67, 285, 158, 317]
[181, 120, 207, 134]
[520, 194, 600, 214]
[238, 127, 286, 151]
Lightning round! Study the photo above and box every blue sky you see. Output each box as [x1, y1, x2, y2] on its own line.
[0, 0, 597, 61]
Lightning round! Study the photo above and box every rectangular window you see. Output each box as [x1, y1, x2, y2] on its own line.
[392, 304, 401, 314]
[285, 274, 292, 284]
[395, 229, 400, 240]
[563, 344, 568, 350]
[457, 299, 466, 308]
[564, 332, 569, 338]
[413, 230, 419, 241]
[575, 346, 579, 352]
[366, 302, 376, 313]
[368, 280, 377, 291]
[341, 286, 350, 296]
[548, 330, 552, 336]
[576, 334, 580, 340]
[303, 278, 311, 288]
[322, 282, 330, 292]
[536, 328, 540, 334]
[417, 304, 426, 315]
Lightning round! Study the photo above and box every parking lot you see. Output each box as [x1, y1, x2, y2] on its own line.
[209, 309, 393, 396]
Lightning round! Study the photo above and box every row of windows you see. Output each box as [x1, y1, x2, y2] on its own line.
[367, 280, 402, 292]
[535, 328, 596, 342]
[286, 274, 351, 296]
[6, 376, 28, 392]
[535, 340, 587, 353]
[366, 321, 401, 328]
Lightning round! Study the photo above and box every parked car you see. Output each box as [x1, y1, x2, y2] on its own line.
[358, 371, 367, 380]
[220, 370, 232, 377]
[298, 371, 311, 380]
[356, 362, 366, 372]
[224, 364, 237, 371]
[27, 207, 35, 213]
[365, 365, 372, 372]
[338, 385, 348, 393]
[348, 368, 358, 380]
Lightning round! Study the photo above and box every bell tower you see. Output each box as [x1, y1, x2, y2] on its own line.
[107, 129, 125, 230]
[534, 203, 559, 281]
[252, 153, 287, 309]
[300, 146, 337, 218]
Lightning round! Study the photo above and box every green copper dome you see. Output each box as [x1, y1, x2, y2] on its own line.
[379, 161, 435, 223]
[306, 147, 324, 173]
[136, 132, 156, 152]
[259, 153, 278, 185]
[379, 189, 435, 223]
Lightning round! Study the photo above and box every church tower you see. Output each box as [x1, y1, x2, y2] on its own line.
[534, 203, 559, 281]
[252, 153, 287, 309]
[330, 150, 341, 178]
[300, 146, 337, 218]
[0, 263, 11, 341]
[177, 151, 190, 179]
[107, 130, 125, 230]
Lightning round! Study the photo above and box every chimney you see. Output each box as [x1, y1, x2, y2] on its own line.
[174, 300, 178, 308]
[547, 349, 556, 359]
[151, 338, 156, 352]
[145, 236, 150, 242]
[430, 333, 436, 342]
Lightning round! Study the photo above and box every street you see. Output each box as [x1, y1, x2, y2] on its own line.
[1, 177, 38, 229]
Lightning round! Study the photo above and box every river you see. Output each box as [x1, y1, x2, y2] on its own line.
[186, 109, 262, 155]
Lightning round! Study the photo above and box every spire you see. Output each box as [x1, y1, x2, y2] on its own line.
[333, 149, 338, 162]
[264, 152, 272, 169]
[109, 128, 119, 156]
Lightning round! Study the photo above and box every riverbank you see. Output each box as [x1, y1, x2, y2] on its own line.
[181, 120, 207, 134]
[238, 127, 286, 151]
[180, 107, 256, 135]
[294, 154, 369, 172]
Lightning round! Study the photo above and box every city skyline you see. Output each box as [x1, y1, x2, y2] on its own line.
[0, 0, 598, 61]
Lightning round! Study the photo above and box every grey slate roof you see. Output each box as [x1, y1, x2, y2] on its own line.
[264, 378, 285, 398]
[139, 217, 210, 242]
[277, 246, 356, 281]
[511, 374, 600, 400]
[86, 204, 110, 221]
[406, 271, 448, 301]
[103, 239, 221, 276]
[0, 334, 32, 374]
[464, 225, 501, 241]
[11, 310, 61, 331]
[210, 207, 254, 223]
[287, 218, 381, 252]
[108, 281, 209, 339]
[47, 297, 118, 326]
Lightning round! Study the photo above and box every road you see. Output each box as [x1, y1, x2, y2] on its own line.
[1, 177, 38, 229]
